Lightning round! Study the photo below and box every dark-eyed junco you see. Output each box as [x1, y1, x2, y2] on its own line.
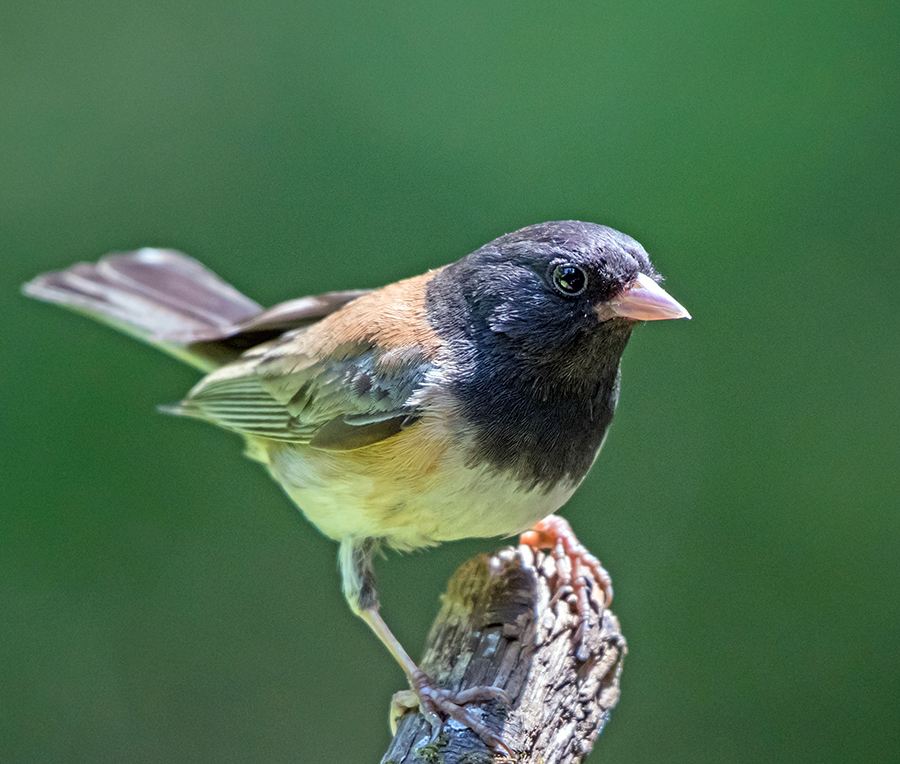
[24, 220, 689, 752]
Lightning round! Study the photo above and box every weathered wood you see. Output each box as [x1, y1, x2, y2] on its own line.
[380, 544, 626, 764]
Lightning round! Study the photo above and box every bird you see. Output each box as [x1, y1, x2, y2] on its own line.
[23, 220, 689, 752]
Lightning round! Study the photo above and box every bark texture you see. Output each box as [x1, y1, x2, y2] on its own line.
[380, 544, 626, 764]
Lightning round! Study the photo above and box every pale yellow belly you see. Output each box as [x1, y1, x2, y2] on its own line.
[259, 416, 581, 549]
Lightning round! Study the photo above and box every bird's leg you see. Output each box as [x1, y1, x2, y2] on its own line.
[357, 608, 511, 751]
[340, 538, 512, 755]
[519, 514, 612, 661]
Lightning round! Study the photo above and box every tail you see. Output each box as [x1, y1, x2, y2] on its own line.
[23, 249, 263, 371]
[24, 248, 372, 371]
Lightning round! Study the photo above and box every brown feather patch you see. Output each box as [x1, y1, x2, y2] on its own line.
[266, 269, 446, 361]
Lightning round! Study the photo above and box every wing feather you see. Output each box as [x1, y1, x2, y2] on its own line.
[170, 335, 434, 449]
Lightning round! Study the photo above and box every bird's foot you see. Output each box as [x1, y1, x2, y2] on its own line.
[520, 514, 612, 660]
[390, 669, 513, 757]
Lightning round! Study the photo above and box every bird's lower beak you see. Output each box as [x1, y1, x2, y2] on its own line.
[605, 272, 691, 321]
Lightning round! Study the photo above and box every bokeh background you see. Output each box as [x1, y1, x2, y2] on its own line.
[3, 2, 897, 763]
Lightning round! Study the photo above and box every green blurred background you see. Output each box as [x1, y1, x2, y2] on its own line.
[3, 1, 897, 762]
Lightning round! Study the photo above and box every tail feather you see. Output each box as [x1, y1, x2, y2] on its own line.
[24, 248, 373, 371]
[90, 249, 262, 329]
[24, 249, 263, 370]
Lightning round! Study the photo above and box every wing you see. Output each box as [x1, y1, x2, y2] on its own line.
[166, 268, 445, 451]
[168, 332, 435, 450]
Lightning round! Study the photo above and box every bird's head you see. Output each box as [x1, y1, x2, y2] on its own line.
[430, 221, 689, 386]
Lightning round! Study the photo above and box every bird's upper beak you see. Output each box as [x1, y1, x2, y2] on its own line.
[605, 272, 691, 321]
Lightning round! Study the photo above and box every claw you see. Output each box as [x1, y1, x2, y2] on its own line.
[520, 514, 612, 661]
[391, 670, 513, 757]
[359, 607, 512, 755]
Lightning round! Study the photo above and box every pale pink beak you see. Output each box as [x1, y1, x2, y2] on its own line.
[607, 272, 691, 321]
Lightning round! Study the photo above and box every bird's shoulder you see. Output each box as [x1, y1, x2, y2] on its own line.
[259, 267, 447, 364]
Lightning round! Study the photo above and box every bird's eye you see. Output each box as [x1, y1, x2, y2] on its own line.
[551, 263, 587, 296]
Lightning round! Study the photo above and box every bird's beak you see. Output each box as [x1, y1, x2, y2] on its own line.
[606, 273, 691, 321]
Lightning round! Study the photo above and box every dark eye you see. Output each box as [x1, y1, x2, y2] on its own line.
[551, 263, 587, 296]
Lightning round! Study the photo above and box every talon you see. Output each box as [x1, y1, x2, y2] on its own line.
[390, 689, 421, 735]
[361, 608, 511, 753]
[521, 514, 612, 608]
[390, 670, 511, 755]
[520, 514, 612, 661]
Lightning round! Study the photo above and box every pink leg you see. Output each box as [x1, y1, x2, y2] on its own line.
[520, 514, 612, 660]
